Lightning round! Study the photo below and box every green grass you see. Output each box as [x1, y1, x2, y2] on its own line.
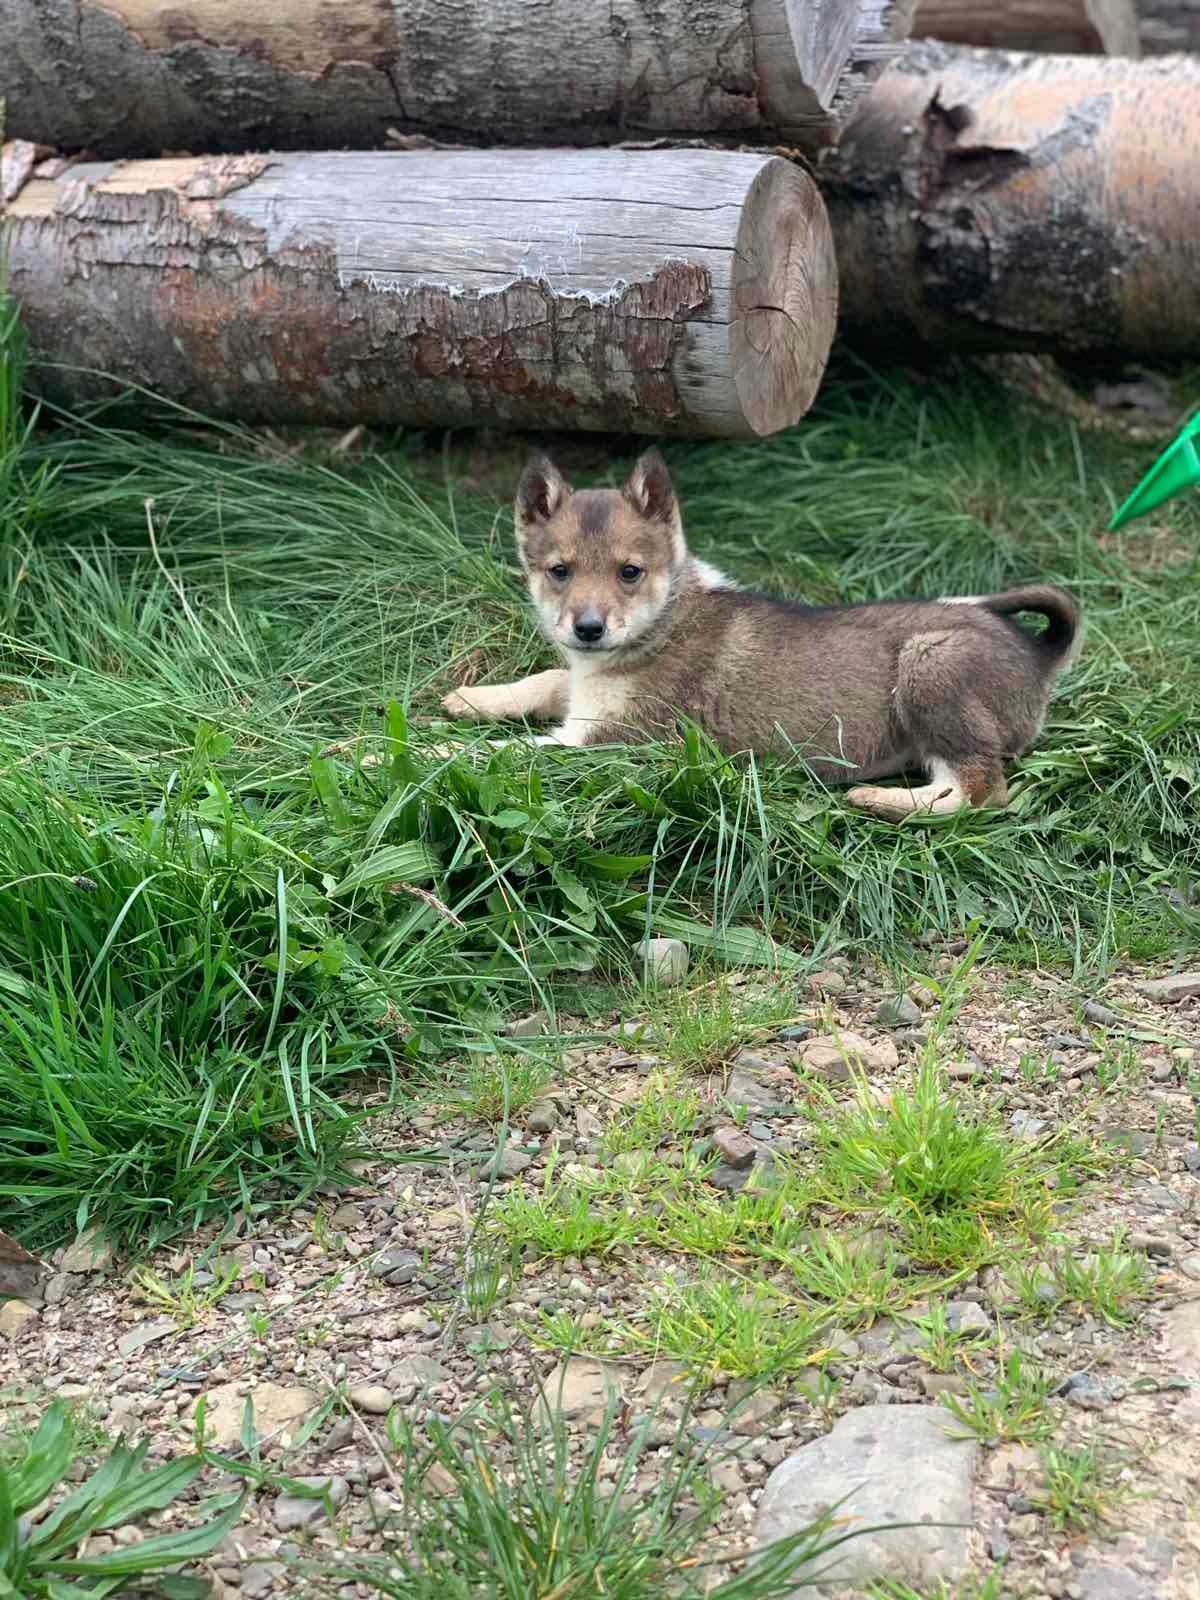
[1033, 1442, 1130, 1532]
[1005, 1235, 1152, 1327]
[0, 1399, 239, 1599]
[1, 289, 1198, 1249]
[942, 1351, 1059, 1445]
[333, 1386, 876, 1598]
[808, 1059, 1065, 1268]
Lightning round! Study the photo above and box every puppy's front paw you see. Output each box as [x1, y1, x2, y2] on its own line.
[441, 687, 485, 720]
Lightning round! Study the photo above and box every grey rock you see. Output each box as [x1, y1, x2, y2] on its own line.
[876, 994, 922, 1029]
[1010, 1111, 1048, 1139]
[726, 1070, 780, 1114]
[807, 969, 848, 996]
[988, 1534, 1011, 1562]
[918, 1372, 968, 1397]
[1076, 1564, 1156, 1600]
[1142, 1183, 1184, 1211]
[1178, 1253, 1200, 1281]
[272, 1476, 349, 1532]
[329, 1202, 363, 1230]
[43, 1273, 75, 1306]
[708, 1163, 752, 1193]
[526, 1099, 559, 1133]
[727, 1385, 782, 1434]
[777, 1024, 815, 1043]
[0, 1301, 39, 1339]
[508, 1010, 549, 1038]
[712, 1125, 758, 1171]
[371, 1247, 420, 1283]
[538, 1357, 624, 1422]
[1104, 1126, 1155, 1157]
[1128, 1231, 1172, 1260]
[1063, 1372, 1116, 1411]
[946, 1299, 990, 1335]
[348, 1384, 393, 1415]
[636, 937, 689, 986]
[483, 1146, 533, 1179]
[117, 1318, 178, 1359]
[1135, 973, 1200, 1004]
[386, 1355, 451, 1395]
[1082, 1000, 1124, 1028]
[848, 1370, 879, 1404]
[1183, 1145, 1200, 1174]
[797, 1031, 899, 1080]
[1162, 1299, 1200, 1368]
[754, 1405, 976, 1590]
[60, 1229, 113, 1273]
[241, 1563, 286, 1598]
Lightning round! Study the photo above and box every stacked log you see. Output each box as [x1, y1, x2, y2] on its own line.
[823, 41, 1200, 359]
[912, 0, 1141, 54]
[1, 0, 913, 157]
[5, 149, 837, 439]
[5, 0, 1200, 436]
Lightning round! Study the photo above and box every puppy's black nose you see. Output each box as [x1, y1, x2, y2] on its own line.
[573, 615, 606, 643]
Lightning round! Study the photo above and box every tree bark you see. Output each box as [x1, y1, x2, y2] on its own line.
[912, 0, 1141, 55]
[5, 148, 837, 439]
[1136, 0, 1200, 54]
[823, 41, 1200, 360]
[0, 0, 913, 159]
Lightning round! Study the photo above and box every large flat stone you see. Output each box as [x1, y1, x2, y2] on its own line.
[754, 1404, 977, 1593]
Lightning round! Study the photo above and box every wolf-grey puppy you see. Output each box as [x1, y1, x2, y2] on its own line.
[442, 450, 1080, 820]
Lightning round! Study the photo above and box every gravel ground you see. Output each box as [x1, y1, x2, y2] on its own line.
[3, 945, 1200, 1599]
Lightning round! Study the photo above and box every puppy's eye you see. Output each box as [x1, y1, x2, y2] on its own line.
[619, 563, 643, 583]
[547, 563, 571, 582]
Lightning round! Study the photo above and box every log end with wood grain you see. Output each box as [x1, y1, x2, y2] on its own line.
[5, 148, 838, 439]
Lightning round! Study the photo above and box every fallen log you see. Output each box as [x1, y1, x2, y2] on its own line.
[5, 148, 837, 439]
[912, 0, 1141, 55]
[1137, 1, 1200, 53]
[823, 41, 1200, 360]
[1, 0, 913, 158]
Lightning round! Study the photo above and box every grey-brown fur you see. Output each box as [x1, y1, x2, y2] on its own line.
[443, 449, 1081, 820]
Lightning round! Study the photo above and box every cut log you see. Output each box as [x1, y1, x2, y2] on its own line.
[823, 41, 1200, 360]
[0, 0, 913, 159]
[912, 0, 1141, 55]
[1137, 0, 1200, 54]
[5, 148, 838, 440]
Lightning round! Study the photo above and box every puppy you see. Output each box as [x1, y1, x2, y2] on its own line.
[442, 450, 1080, 820]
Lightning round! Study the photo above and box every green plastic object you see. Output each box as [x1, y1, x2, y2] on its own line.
[1109, 412, 1200, 530]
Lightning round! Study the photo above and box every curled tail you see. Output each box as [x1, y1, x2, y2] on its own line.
[981, 585, 1081, 664]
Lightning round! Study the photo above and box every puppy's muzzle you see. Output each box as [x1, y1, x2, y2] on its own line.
[572, 611, 606, 645]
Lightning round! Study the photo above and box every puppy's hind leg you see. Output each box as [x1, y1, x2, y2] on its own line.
[846, 629, 1011, 823]
[441, 669, 568, 725]
[847, 757, 1008, 822]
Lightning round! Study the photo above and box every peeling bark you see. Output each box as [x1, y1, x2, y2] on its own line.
[5, 148, 837, 439]
[823, 41, 1200, 359]
[912, 0, 1141, 55]
[0, 0, 912, 158]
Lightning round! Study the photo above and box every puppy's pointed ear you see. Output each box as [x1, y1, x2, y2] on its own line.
[622, 448, 675, 523]
[516, 453, 570, 527]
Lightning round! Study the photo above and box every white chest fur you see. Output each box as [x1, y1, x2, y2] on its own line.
[555, 658, 634, 746]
